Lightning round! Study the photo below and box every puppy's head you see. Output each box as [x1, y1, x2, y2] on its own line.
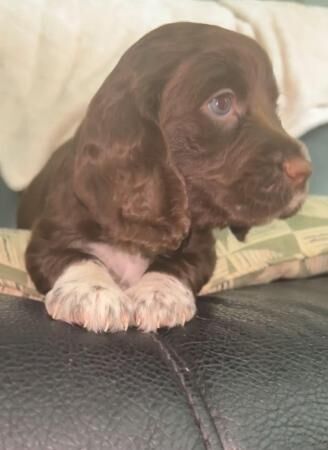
[75, 23, 311, 250]
[156, 23, 311, 237]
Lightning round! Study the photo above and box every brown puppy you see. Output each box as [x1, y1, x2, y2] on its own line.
[18, 22, 311, 332]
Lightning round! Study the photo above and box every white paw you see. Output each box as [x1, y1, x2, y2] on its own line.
[45, 260, 133, 332]
[126, 272, 196, 332]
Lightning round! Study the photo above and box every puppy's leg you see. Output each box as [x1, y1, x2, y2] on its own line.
[45, 260, 133, 332]
[25, 222, 133, 332]
[127, 272, 196, 332]
[126, 229, 216, 331]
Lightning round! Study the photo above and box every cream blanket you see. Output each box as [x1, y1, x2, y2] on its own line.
[1, 0, 327, 190]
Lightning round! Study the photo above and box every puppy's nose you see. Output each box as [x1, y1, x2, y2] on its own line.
[283, 157, 312, 186]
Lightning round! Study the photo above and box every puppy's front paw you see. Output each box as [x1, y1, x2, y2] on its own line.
[126, 272, 196, 332]
[45, 261, 133, 332]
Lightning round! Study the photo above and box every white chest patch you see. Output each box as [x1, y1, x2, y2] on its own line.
[85, 242, 150, 289]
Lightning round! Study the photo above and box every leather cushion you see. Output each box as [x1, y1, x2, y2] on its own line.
[0, 277, 328, 449]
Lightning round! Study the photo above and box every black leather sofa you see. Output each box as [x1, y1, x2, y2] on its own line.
[1, 276, 327, 450]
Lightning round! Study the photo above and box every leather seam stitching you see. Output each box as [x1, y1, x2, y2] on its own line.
[151, 334, 225, 450]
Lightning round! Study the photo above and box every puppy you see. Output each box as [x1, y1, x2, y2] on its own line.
[18, 22, 311, 332]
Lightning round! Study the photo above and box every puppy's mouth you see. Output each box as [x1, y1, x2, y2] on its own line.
[227, 182, 309, 242]
[278, 186, 308, 219]
[225, 148, 312, 233]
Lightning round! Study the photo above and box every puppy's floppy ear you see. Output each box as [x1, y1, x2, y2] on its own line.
[73, 83, 190, 255]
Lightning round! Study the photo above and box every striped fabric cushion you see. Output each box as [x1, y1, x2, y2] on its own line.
[1, 196, 328, 300]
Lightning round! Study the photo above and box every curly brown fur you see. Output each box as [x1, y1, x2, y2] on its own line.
[18, 23, 311, 332]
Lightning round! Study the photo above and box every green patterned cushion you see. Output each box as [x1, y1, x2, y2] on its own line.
[0, 229, 42, 300]
[1, 196, 328, 300]
[201, 196, 328, 294]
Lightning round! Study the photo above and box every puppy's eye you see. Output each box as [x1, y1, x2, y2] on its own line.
[208, 91, 233, 116]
